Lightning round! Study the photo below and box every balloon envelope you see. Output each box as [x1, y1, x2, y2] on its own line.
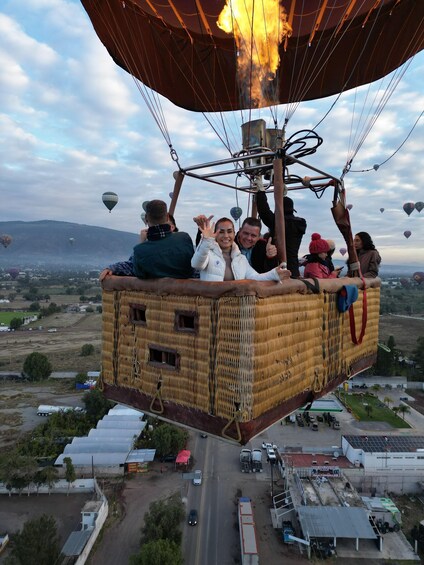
[0, 234, 12, 248]
[230, 206, 243, 221]
[413, 272, 424, 284]
[346, 204, 353, 211]
[403, 230, 412, 239]
[80, 1, 424, 112]
[339, 248, 347, 256]
[8, 268, 19, 280]
[403, 202, 415, 216]
[379, 208, 384, 213]
[415, 201, 424, 213]
[102, 192, 119, 212]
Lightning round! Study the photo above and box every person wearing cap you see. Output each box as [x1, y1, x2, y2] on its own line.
[256, 190, 306, 278]
[99, 214, 179, 281]
[133, 200, 194, 279]
[303, 233, 343, 279]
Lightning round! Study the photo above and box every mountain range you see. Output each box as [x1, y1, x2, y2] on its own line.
[0, 220, 139, 269]
[0, 220, 420, 276]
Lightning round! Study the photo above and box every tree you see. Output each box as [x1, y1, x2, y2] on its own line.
[412, 336, 424, 377]
[141, 496, 185, 545]
[63, 457, 76, 495]
[383, 396, 392, 409]
[9, 317, 23, 331]
[81, 343, 95, 356]
[398, 404, 411, 420]
[364, 404, 373, 418]
[22, 352, 52, 381]
[9, 514, 60, 565]
[130, 539, 184, 565]
[83, 389, 113, 422]
[151, 424, 188, 458]
[43, 466, 59, 495]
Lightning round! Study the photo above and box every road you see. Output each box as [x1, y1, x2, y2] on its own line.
[183, 434, 244, 565]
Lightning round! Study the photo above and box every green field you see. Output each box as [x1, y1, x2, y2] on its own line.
[340, 392, 411, 428]
[0, 312, 34, 325]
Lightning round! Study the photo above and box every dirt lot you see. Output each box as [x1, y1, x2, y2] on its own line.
[379, 314, 424, 354]
[0, 311, 102, 373]
[0, 493, 93, 563]
[0, 379, 85, 449]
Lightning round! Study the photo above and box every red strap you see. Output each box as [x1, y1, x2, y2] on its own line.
[348, 277, 367, 345]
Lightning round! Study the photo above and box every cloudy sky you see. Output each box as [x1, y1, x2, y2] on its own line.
[1, 0, 423, 266]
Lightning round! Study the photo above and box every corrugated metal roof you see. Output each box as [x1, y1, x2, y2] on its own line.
[297, 507, 377, 539]
[61, 530, 92, 556]
[96, 420, 144, 430]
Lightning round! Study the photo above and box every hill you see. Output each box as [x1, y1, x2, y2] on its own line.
[0, 220, 139, 269]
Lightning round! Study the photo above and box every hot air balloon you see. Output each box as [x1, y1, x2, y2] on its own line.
[413, 272, 424, 285]
[8, 268, 19, 280]
[102, 192, 119, 213]
[230, 206, 243, 221]
[339, 248, 347, 256]
[169, 192, 174, 199]
[85, 0, 423, 444]
[140, 212, 147, 225]
[403, 230, 412, 239]
[379, 208, 384, 213]
[346, 204, 353, 211]
[81, 1, 424, 113]
[415, 201, 424, 213]
[0, 234, 12, 248]
[403, 202, 415, 216]
[142, 201, 150, 212]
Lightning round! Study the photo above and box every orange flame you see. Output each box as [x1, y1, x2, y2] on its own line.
[217, 0, 291, 108]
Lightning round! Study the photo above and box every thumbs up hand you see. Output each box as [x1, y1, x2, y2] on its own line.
[266, 237, 277, 258]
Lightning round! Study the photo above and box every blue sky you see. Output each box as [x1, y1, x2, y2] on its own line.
[1, 0, 423, 265]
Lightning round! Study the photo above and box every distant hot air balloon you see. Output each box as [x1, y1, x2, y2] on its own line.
[403, 230, 412, 239]
[169, 192, 174, 199]
[142, 201, 150, 212]
[346, 204, 353, 211]
[379, 208, 385, 213]
[0, 234, 12, 248]
[230, 206, 243, 221]
[102, 192, 119, 212]
[69, 237, 75, 246]
[140, 212, 147, 225]
[373, 164, 380, 171]
[413, 272, 424, 285]
[8, 268, 19, 280]
[403, 202, 415, 216]
[339, 248, 347, 256]
[415, 201, 424, 213]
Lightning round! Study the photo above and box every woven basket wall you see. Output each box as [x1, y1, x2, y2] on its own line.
[102, 287, 380, 423]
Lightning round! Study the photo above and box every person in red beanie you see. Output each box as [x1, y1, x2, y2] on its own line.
[303, 233, 343, 279]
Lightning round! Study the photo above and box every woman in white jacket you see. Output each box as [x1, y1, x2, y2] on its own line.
[191, 216, 291, 282]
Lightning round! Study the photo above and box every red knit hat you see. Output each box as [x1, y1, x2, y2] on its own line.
[309, 233, 330, 254]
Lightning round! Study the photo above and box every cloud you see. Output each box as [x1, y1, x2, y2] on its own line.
[0, 0, 423, 266]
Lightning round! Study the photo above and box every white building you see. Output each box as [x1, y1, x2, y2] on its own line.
[342, 435, 424, 472]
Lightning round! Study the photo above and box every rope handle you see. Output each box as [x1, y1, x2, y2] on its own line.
[349, 277, 367, 345]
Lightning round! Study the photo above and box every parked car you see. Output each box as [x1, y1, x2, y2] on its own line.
[261, 441, 277, 450]
[193, 470, 202, 485]
[312, 422, 319, 431]
[188, 509, 198, 526]
[200, 432, 208, 438]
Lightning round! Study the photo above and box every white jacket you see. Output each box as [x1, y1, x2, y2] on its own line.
[191, 237, 281, 282]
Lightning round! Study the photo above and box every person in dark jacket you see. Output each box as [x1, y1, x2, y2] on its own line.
[133, 200, 194, 279]
[256, 190, 307, 278]
[100, 214, 179, 281]
[235, 217, 279, 273]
